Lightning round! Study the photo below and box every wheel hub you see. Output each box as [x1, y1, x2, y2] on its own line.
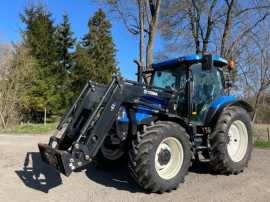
[227, 120, 248, 162]
[155, 137, 184, 180]
[158, 149, 171, 165]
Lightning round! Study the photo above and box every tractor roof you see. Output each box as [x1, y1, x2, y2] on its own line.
[153, 55, 228, 68]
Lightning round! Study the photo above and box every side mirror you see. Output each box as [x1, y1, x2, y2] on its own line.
[202, 55, 213, 70]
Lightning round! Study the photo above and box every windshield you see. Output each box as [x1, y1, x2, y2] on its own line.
[151, 64, 187, 91]
[151, 64, 188, 117]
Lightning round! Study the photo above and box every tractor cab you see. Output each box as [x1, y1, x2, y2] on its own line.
[151, 55, 228, 125]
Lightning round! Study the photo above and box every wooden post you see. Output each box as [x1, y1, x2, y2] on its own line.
[0, 112, 6, 129]
[267, 127, 270, 142]
[44, 107, 47, 126]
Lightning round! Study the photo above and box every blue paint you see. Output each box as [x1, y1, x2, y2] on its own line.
[153, 55, 228, 68]
[210, 96, 237, 109]
[153, 58, 180, 68]
[118, 97, 165, 122]
[118, 106, 155, 122]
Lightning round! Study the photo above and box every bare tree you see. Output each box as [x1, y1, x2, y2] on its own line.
[0, 34, 36, 128]
[158, 0, 270, 59]
[236, 21, 270, 122]
[94, 0, 162, 83]
[0, 39, 19, 128]
[222, 0, 270, 58]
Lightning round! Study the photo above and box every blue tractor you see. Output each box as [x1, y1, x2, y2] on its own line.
[38, 55, 253, 193]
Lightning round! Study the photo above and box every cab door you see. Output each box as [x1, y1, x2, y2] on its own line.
[190, 63, 224, 125]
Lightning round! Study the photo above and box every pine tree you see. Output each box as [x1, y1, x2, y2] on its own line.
[11, 42, 36, 122]
[80, 8, 119, 85]
[55, 12, 76, 114]
[19, 2, 59, 122]
[56, 12, 76, 73]
[72, 42, 91, 95]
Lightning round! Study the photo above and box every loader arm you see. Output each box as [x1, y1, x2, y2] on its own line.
[38, 76, 175, 176]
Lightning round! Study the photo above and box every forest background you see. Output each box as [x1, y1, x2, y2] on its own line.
[0, 0, 269, 134]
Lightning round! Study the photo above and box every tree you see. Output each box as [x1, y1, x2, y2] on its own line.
[0, 40, 18, 128]
[55, 12, 77, 113]
[71, 42, 91, 95]
[0, 33, 37, 127]
[236, 21, 270, 122]
[158, 0, 269, 59]
[11, 41, 37, 123]
[95, 0, 162, 83]
[56, 12, 76, 73]
[71, 9, 118, 95]
[19, 2, 59, 122]
[81, 8, 118, 83]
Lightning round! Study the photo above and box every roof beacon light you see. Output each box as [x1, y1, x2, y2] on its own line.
[228, 61, 235, 69]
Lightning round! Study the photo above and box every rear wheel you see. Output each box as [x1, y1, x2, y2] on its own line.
[210, 106, 253, 174]
[129, 121, 191, 193]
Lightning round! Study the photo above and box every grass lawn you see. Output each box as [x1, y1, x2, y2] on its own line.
[253, 140, 270, 149]
[0, 123, 59, 134]
[253, 123, 270, 148]
[1, 122, 270, 149]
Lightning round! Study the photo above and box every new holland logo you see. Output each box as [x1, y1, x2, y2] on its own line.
[144, 90, 158, 96]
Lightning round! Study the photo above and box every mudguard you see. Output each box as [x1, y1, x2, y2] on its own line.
[157, 113, 191, 135]
[204, 97, 252, 131]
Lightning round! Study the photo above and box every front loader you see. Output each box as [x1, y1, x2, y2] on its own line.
[38, 55, 253, 193]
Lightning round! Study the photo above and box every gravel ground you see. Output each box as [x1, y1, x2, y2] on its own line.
[0, 133, 270, 202]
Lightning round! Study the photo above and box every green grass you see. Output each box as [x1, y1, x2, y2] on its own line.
[253, 140, 270, 149]
[0, 123, 59, 134]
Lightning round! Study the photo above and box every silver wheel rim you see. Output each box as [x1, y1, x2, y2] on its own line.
[155, 137, 184, 180]
[227, 120, 248, 162]
[100, 144, 125, 160]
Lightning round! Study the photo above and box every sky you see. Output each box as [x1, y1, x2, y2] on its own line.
[0, 0, 164, 81]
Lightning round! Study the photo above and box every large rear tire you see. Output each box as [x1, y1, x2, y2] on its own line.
[210, 106, 253, 174]
[129, 121, 192, 193]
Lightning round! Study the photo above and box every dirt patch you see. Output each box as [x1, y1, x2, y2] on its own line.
[0, 133, 270, 201]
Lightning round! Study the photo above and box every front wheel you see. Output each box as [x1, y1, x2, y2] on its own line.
[129, 121, 192, 193]
[210, 106, 253, 174]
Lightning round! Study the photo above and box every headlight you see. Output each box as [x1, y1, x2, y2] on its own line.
[117, 106, 126, 120]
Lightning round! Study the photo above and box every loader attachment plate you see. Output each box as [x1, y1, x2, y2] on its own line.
[38, 143, 73, 176]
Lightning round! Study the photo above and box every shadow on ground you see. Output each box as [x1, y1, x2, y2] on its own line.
[75, 163, 150, 194]
[77, 161, 219, 193]
[15, 152, 62, 193]
[15, 152, 219, 194]
[189, 160, 220, 175]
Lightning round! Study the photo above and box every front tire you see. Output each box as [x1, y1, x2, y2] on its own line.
[210, 106, 253, 174]
[129, 121, 191, 193]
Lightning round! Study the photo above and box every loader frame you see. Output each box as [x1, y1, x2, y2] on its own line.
[38, 76, 177, 176]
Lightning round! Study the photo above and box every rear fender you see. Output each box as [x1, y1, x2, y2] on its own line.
[204, 100, 252, 131]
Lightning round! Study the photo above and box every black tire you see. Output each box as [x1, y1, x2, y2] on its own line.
[210, 106, 253, 174]
[129, 121, 192, 193]
[92, 141, 127, 169]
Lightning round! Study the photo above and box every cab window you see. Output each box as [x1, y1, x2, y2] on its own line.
[191, 63, 224, 124]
